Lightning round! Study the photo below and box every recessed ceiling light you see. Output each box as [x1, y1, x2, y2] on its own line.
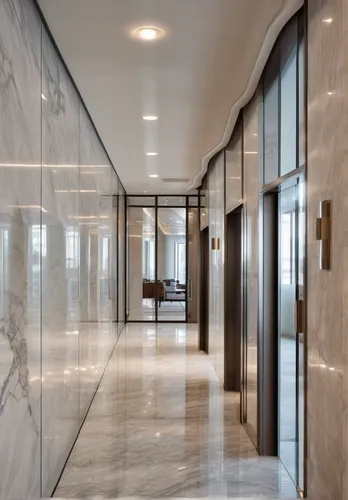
[323, 18, 333, 23]
[327, 91, 334, 95]
[143, 115, 158, 121]
[132, 26, 164, 41]
[146, 152, 158, 156]
[149, 174, 159, 178]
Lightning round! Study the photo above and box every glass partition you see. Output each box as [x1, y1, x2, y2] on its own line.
[264, 48, 279, 185]
[128, 207, 156, 321]
[278, 176, 305, 489]
[187, 207, 199, 322]
[280, 18, 298, 176]
[157, 207, 187, 321]
[128, 196, 155, 206]
[158, 196, 186, 207]
[127, 196, 199, 322]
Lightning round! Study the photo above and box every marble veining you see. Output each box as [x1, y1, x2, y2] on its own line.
[55, 324, 297, 499]
[0, 289, 38, 434]
[0, 0, 125, 498]
[0, 0, 42, 499]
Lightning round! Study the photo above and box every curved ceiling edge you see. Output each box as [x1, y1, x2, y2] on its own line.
[189, 0, 304, 191]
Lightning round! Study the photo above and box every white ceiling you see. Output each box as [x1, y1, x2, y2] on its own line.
[38, 0, 302, 195]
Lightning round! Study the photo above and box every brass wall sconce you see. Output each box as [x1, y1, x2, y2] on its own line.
[211, 237, 220, 250]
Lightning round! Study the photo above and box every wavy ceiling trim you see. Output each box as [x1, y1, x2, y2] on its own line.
[189, 0, 304, 191]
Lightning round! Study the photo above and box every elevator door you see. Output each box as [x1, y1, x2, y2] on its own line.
[278, 176, 305, 492]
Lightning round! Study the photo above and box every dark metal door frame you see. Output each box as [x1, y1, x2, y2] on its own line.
[224, 205, 243, 391]
[199, 226, 209, 352]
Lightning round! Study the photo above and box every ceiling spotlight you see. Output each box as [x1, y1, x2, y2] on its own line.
[323, 18, 333, 23]
[146, 152, 158, 156]
[149, 174, 159, 178]
[143, 116, 158, 121]
[132, 26, 164, 41]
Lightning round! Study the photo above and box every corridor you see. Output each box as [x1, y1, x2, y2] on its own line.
[54, 324, 298, 498]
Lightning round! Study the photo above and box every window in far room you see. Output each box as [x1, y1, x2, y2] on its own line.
[175, 242, 186, 284]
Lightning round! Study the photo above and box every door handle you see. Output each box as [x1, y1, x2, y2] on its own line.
[295, 299, 305, 335]
[188, 278, 192, 300]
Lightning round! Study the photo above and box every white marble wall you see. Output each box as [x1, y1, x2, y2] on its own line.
[41, 28, 80, 495]
[208, 152, 225, 383]
[0, 0, 41, 498]
[0, 0, 126, 498]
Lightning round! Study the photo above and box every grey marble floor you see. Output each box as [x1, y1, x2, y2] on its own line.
[54, 323, 298, 499]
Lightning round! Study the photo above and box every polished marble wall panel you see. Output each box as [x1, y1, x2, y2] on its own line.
[78, 104, 115, 423]
[307, 0, 346, 498]
[41, 27, 80, 495]
[0, 1, 126, 498]
[243, 91, 262, 441]
[0, 0, 42, 498]
[208, 152, 225, 383]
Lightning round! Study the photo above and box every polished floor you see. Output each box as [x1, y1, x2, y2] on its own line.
[128, 299, 186, 321]
[54, 324, 298, 499]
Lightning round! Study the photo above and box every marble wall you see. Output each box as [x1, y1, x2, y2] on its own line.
[0, 1, 41, 498]
[307, 0, 347, 498]
[208, 151, 225, 383]
[0, 0, 126, 499]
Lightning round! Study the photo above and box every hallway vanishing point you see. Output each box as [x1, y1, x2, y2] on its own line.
[54, 324, 298, 499]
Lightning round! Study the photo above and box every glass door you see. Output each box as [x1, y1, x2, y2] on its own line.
[128, 206, 156, 321]
[278, 175, 305, 491]
[187, 206, 199, 323]
[157, 207, 187, 321]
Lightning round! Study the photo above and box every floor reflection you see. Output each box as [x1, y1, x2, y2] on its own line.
[54, 324, 298, 499]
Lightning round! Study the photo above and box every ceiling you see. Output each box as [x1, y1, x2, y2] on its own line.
[38, 0, 302, 195]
